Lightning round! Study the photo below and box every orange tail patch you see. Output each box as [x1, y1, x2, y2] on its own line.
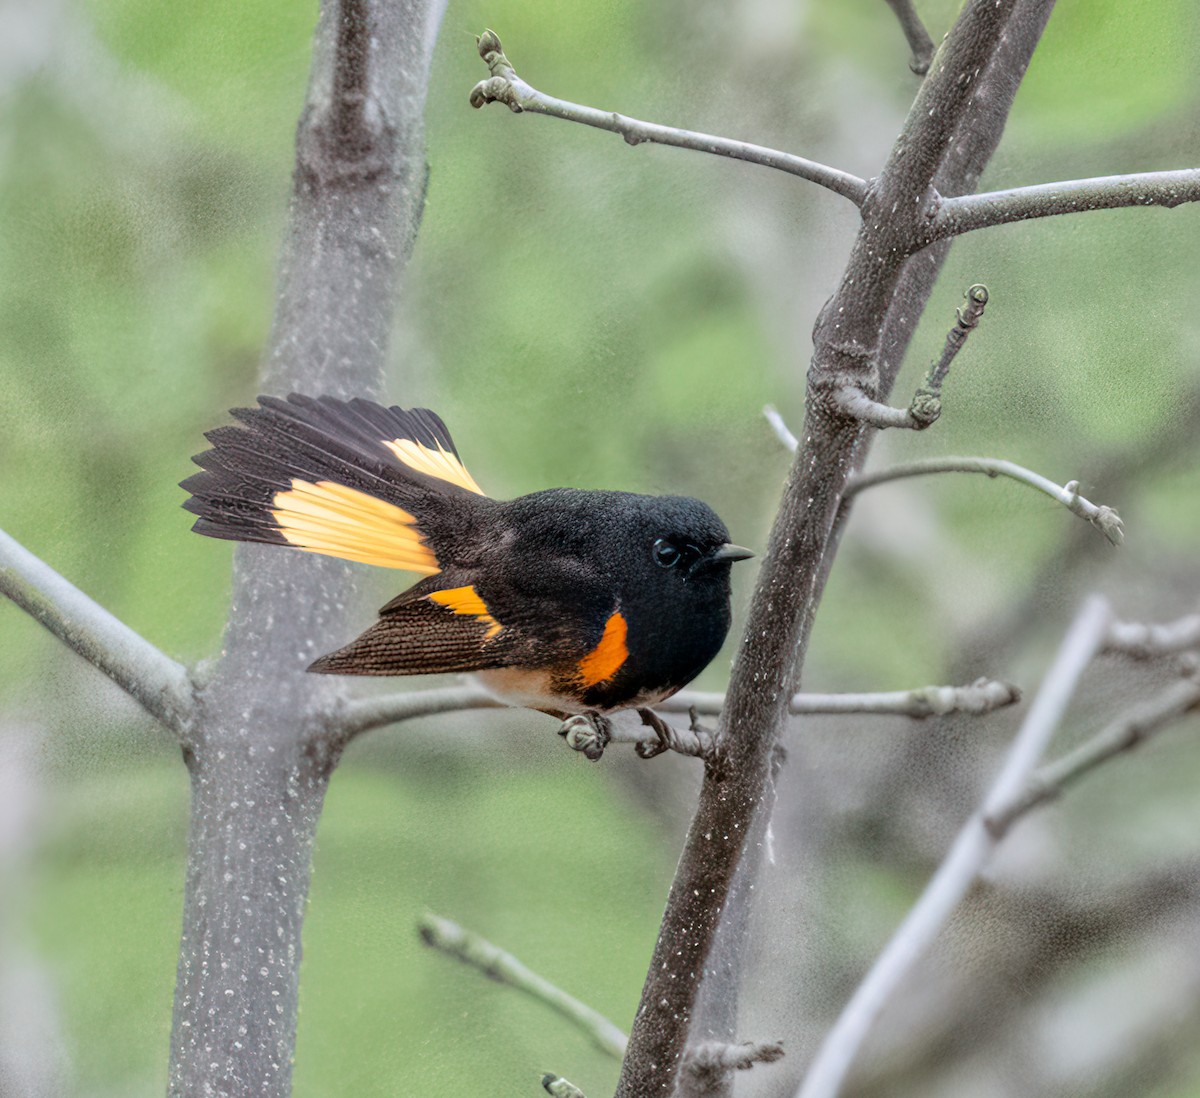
[271, 479, 439, 573]
[384, 438, 485, 496]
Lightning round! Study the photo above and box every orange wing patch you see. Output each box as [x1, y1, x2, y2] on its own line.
[383, 438, 485, 496]
[428, 585, 503, 640]
[271, 479, 439, 573]
[577, 611, 629, 687]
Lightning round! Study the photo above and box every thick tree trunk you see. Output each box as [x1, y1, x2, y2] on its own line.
[166, 2, 447, 1094]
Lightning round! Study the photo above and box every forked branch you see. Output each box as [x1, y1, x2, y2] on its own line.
[796, 595, 1113, 1098]
[0, 527, 194, 737]
[830, 285, 989, 429]
[469, 30, 867, 205]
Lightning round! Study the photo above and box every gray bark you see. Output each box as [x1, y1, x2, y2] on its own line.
[166, 1, 448, 1094]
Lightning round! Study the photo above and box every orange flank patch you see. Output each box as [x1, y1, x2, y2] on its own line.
[428, 585, 503, 640]
[577, 611, 629, 687]
[383, 438, 486, 496]
[270, 479, 439, 573]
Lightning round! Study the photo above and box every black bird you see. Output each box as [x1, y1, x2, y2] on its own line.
[182, 395, 753, 744]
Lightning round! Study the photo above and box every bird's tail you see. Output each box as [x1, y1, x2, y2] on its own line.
[181, 394, 486, 573]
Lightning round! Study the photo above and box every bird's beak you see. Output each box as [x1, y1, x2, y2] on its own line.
[711, 542, 755, 563]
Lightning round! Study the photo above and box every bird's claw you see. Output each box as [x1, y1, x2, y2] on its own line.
[559, 712, 612, 761]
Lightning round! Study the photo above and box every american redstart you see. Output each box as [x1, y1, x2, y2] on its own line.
[182, 395, 753, 735]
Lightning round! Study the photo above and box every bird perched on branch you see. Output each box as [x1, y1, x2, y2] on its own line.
[182, 395, 752, 747]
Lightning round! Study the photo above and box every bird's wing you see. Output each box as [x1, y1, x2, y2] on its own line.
[308, 578, 520, 675]
[181, 394, 485, 572]
[309, 573, 623, 681]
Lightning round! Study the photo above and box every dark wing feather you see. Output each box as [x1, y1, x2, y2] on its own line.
[182, 394, 487, 571]
[308, 583, 516, 676]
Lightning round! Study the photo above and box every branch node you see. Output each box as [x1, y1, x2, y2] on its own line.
[683, 1039, 786, 1093]
[1107, 611, 1200, 659]
[635, 707, 714, 760]
[470, 30, 523, 111]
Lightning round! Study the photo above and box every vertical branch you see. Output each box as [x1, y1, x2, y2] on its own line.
[167, 2, 448, 1096]
[614, 3, 1056, 1095]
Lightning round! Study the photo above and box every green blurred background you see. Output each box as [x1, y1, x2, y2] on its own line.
[1, 0, 1198, 1095]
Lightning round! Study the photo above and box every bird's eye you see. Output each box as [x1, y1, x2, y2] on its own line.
[652, 538, 681, 568]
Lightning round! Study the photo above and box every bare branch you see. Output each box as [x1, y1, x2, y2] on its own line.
[1107, 612, 1200, 659]
[846, 457, 1125, 545]
[0, 527, 194, 736]
[668, 678, 1020, 719]
[796, 595, 1112, 1098]
[469, 30, 867, 205]
[680, 1040, 786, 1098]
[332, 684, 502, 744]
[987, 677, 1200, 836]
[331, 677, 1019, 762]
[618, 6, 1055, 1094]
[418, 914, 628, 1059]
[829, 284, 989, 430]
[933, 169, 1200, 240]
[883, 0, 937, 75]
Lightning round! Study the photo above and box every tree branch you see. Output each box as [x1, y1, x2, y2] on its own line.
[335, 678, 1020, 756]
[796, 595, 1113, 1098]
[332, 684, 502, 745]
[469, 31, 867, 205]
[845, 457, 1125, 545]
[616, 6, 1047, 1092]
[418, 914, 628, 1060]
[883, 0, 937, 75]
[0, 527, 194, 736]
[828, 284, 989, 430]
[667, 678, 1020, 719]
[932, 169, 1200, 240]
[1106, 612, 1200, 659]
[986, 676, 1200, 836]
[680, 1040, 786, 1098]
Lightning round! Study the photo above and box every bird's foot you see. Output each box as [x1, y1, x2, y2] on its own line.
[559, 712, 612, 761]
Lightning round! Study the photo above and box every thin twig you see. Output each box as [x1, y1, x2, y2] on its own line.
[796, 595, 1112, 1098]
[0, 527, 194, 737]
[418, 914, 628, 1059]
[987, 677, 1200, 835]
[883, 0, 937, 75]
[469, 30, 867, 205]
[763, 405, 799, 452]
[933, 169, 1200, 240]
[829, 285, 989, 430]
[1107, 612, 1200, 659]
[845, 457, 1125, 545]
